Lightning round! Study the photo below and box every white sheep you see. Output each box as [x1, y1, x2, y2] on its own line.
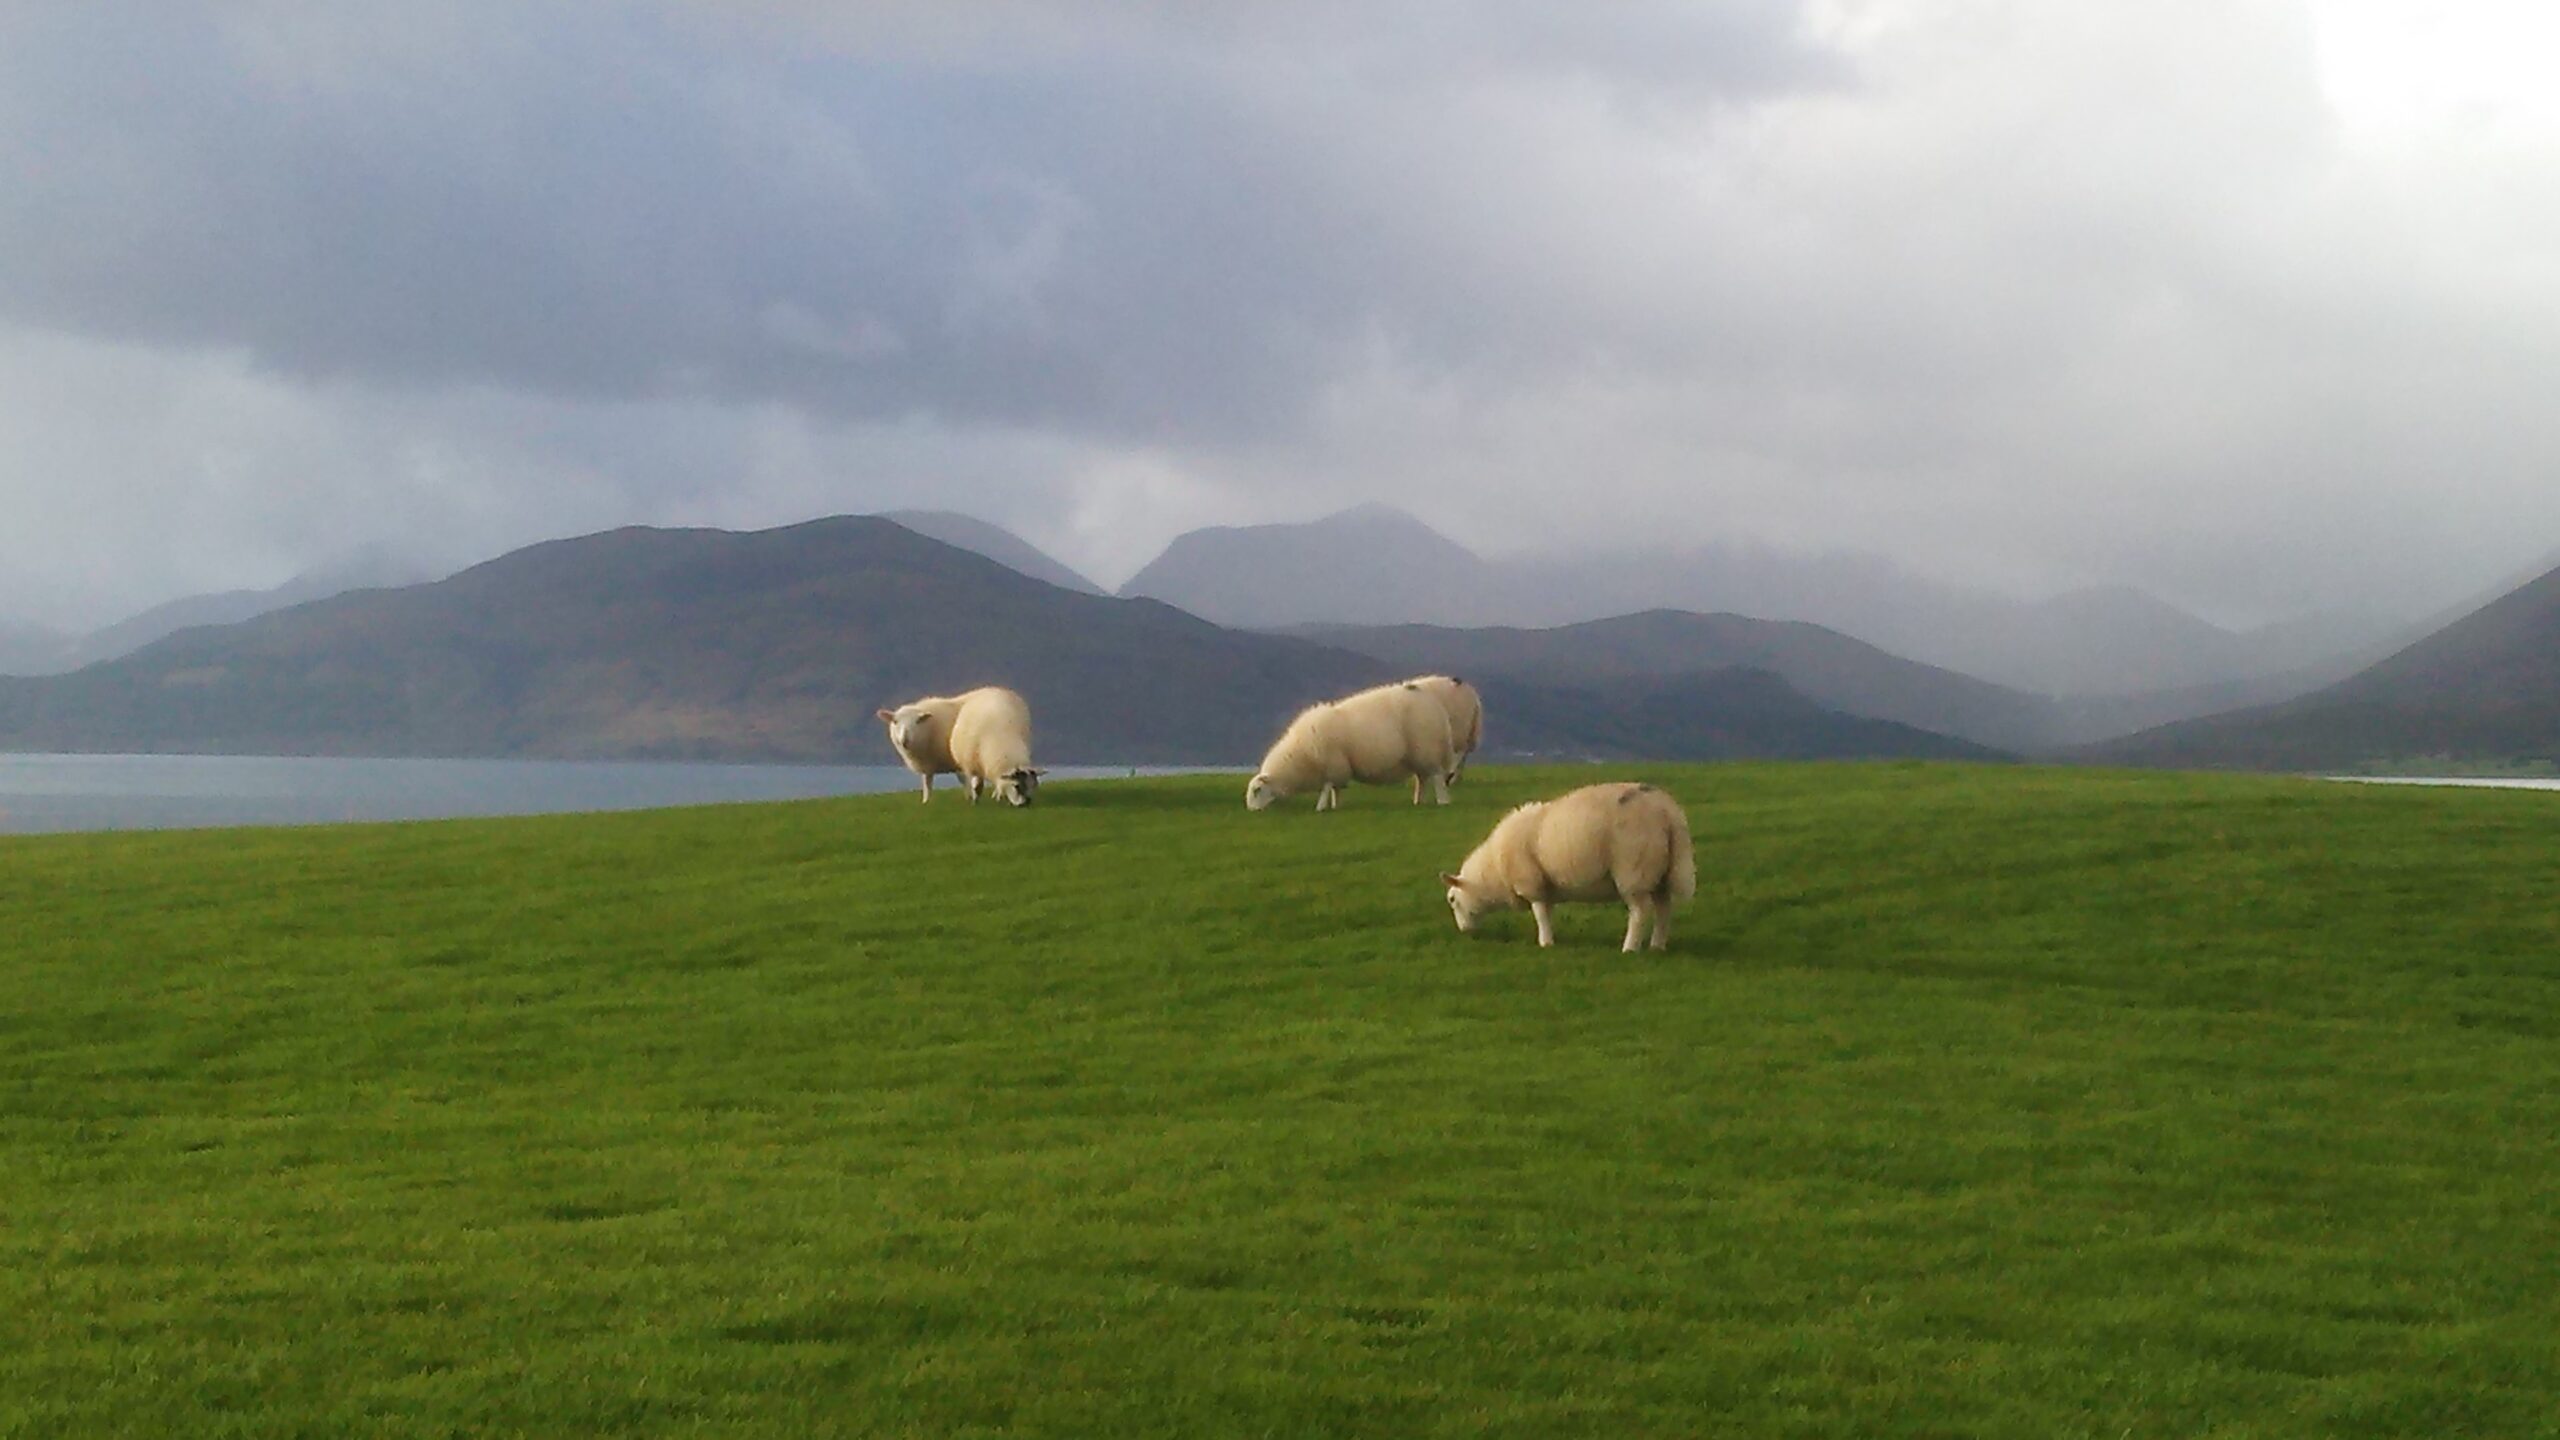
[1440, 781, 1696, 951]
[945, 685, 1044, 806]
[1400, 675, 1484, 802]
[1246, 680, 1457, 812]
[875, 687, 1044, 806]
[875, 693, 966, 802]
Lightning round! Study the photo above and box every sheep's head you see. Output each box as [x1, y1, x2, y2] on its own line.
[1244, 774, 1281, 811]
[997, 767, 1044, 807]
[1441, 871, 1493, 934]
[876, 704, 933, 756]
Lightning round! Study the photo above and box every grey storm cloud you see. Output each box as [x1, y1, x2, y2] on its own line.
[2, 0, 2558, 635]
[0, 2, 1841, 441]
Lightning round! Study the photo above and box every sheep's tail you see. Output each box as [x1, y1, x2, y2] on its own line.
[1663, 810, 1697, 903]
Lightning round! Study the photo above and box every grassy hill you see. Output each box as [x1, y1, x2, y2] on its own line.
[6, 764, 2557, 1436]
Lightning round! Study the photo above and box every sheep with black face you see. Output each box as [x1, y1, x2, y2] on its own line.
[876, 687, 1044, 806]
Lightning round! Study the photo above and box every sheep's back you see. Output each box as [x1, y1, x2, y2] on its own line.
[948, 687, 1034, 772]
[1333, 685, 1451, 779]
[1528, 783, 1686, 898]
[1406, 676, 1483, 755]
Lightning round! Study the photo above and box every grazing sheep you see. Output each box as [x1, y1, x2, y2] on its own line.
[1440, 782, 1696, 952]
[875, 694, 967, 802]
[945, 685, 1045, 807]
[876, 687, 1043, 806]
[1401, 675, 1484, 802]
[1246, 681, 1458, 812]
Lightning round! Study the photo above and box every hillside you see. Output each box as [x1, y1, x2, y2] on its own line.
[2093, 561, 2560, 769]
[1121, 505, 2397, 705]
[1477, 670, 2002, 762]
[0, 518, 1388, 764]
[0, 517, 1994, 765]
[1306, 610, 2060, 754]
[876, 510, 1101, 594]
[0, 620, 70, 676]
[8, 766, 2559, 1435]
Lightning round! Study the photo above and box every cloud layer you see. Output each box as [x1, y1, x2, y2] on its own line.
[3, 1, 2556, 631]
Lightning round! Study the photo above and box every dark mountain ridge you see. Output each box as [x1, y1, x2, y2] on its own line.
[0, 518, 1387, 763]
[0, 516, 1997, 766]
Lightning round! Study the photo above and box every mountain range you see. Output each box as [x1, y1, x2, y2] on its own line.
[1121, 504, 2401, 704]
[6, 506, 2550, 772]
[0, 517, 1989, 766]
[0, 515, 1089, 682]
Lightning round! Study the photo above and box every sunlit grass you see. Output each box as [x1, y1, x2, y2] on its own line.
[4, 763, 2557, 1436]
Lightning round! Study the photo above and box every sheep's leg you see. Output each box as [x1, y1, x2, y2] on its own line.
[1319, 783, 1340, 812]
[919, 773, 933, 804]
[1430, 771, 1450, 806]
[1531, 900, 1556, 948]
[1622, 896, 1654, 954]
[1649, 904, 1673, 953]
[1411, 774, 1424, 804]
[966, 774, 984, 804]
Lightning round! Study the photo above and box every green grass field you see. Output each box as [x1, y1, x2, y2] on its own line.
[5, 763, 2558, 1438]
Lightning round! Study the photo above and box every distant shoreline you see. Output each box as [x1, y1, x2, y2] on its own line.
[0, 754, 1216, 837]
[2327, 775, 2560, 792]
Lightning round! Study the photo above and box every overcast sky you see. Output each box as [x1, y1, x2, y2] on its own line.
[5, 1, 2558, 632]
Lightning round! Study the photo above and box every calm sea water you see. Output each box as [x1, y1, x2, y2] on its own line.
[0, 754, 1176, 835]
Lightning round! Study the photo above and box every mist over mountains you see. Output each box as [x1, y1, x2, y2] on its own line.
[2093, 560, 2560, 770]
[1121, 505, 2404, 702]
[878, 511, 1102, 596]
[0, 547, 439, 678]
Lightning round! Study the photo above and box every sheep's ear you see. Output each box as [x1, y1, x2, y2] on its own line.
[875, 708, 896, 722]
[1028, 767, 1047, 777]
[1439, 872, 1463, 889]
